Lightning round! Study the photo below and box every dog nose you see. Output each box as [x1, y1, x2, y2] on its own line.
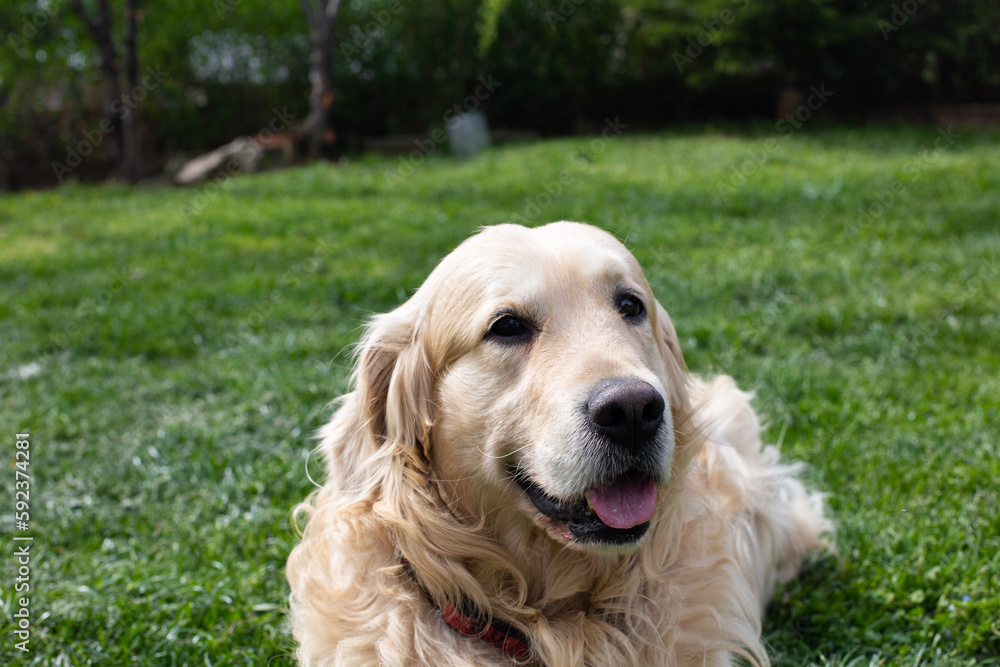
[587, 380, 665, 448]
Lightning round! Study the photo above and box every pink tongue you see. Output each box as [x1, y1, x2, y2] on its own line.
[586, 478, 657, 529]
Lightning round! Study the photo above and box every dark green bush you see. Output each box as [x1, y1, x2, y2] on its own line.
[2, 0, 998, 187]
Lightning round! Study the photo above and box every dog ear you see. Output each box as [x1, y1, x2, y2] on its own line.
[354, 306, 435, 453]
[655, 300, 687, 374]
[654, 298, 694, 420]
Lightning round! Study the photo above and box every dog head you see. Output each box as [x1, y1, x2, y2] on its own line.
[350, 222, 690, 553]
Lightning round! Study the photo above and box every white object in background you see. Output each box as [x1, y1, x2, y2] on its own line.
[446, 111, 491, 157]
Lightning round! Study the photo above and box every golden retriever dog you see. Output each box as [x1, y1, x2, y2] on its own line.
[287, 222, 829, 666]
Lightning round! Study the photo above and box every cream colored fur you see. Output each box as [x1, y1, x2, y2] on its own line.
[287, 222, 830, 666]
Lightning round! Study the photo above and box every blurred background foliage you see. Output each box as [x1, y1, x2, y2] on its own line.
[2, 0, 999, 187]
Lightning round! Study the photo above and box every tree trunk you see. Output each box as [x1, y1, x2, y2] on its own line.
[299, 0, 340, 160]
[122, 0, 140, 183]
[70, 0, 141, 183]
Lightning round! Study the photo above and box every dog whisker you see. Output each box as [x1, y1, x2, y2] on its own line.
[303, 446, 324, 490]
[427, 473, 478, 484]
[476, 442, 530, 460]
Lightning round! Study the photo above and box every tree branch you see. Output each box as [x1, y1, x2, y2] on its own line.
[68, 0, 99, 36]
[324, 0, 342, 20]
[298, 0, 318, 20]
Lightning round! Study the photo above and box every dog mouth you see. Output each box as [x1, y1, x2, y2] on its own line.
[508, 466, 658, 546]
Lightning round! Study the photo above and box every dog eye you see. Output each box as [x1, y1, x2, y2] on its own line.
[488, 315, 532, 341]
[618, 294, 646, 320]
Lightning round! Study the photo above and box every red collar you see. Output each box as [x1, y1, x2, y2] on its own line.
[400, 556, 533, 663]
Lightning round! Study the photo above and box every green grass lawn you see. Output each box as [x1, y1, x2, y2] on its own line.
[2, 124, 998, 666]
